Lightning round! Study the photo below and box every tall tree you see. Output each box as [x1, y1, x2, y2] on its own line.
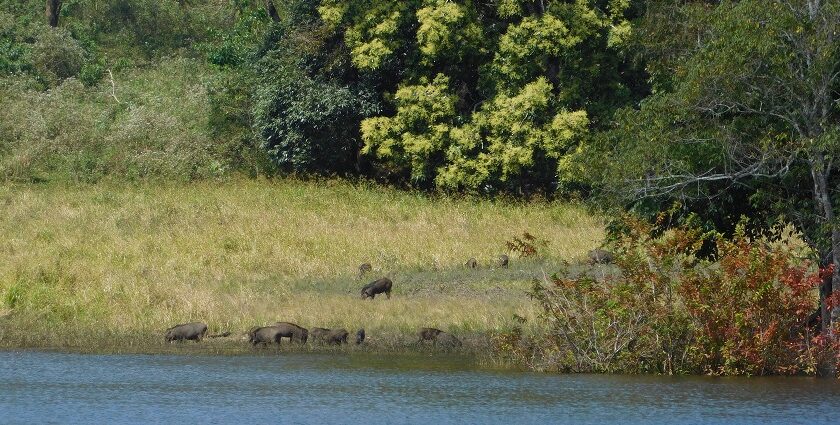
[318, 0, 642, 194]
[592, 0, 840, 344]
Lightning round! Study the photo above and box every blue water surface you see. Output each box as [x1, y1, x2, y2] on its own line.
[1, 351, 838, 424]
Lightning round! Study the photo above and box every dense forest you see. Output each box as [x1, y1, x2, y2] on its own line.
[1, 0, 839, 374]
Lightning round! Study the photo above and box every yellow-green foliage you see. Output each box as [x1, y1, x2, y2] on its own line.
[492, 14, 580, 89]
[361, 74, 456, 181]
[344, 0, 631, 193]
[0, 179, 603, 348]
[362, 75, 589, 191]
[416, 0, 483, 64]
[337, 2, 411, 71]
[441, 79, 589, 190]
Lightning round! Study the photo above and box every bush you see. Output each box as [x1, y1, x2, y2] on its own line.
[523, 215, 838, 375]
[253, 65, 379, 174]
[31, 27, 85, 84]
[251, 2, 381, 175]
[78, 60, 104, 87]
[0, 12, 31, 75]
[0, 58, 268, 182]
[98, 0, 189, 53]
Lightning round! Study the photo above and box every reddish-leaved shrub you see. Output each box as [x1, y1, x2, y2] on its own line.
[522, 215, 839, 376]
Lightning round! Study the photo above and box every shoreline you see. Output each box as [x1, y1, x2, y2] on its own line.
[0, 336, 531, 374]
[2, 345, 834, 379]
[0, 328, 497, 358]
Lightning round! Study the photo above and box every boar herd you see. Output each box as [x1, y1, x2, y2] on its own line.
[165, 320, 458, 348]
[165, 249, 611, 348]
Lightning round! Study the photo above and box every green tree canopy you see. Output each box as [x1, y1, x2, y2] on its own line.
[320, 0, 642, 193]
[590, 0, 840, 336]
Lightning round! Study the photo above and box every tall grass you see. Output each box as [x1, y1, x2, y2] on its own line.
[0, 179, 603, 349]
[0, 57, 265, 183]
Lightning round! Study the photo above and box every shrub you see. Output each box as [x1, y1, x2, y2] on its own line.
[30, 26, 85, 84]
[0, 58, 269, 182]
[99, 0, 188, 53]
[524, 215, 838, 375]
[0, 12, 31, 75]
[78, 60, 104, 87]
[251, 4, 381, 176]
[253, 68, 379, 174]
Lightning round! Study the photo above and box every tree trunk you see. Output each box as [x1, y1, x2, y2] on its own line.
[266, 0, 280, 22]
[810, 153, 838, 376]
[46, 0, 62, 27]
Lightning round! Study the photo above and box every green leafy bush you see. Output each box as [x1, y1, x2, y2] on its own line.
[0, 12, 32, 75]
[250, 1, 380, 175]
[78, 59, 104, 86]
[96, 0, 189, 53]
[253, 69, 379, 174]
[31, 27, 85, 83]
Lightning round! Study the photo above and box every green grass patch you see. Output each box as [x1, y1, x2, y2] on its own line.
[0, 179, 603, 351]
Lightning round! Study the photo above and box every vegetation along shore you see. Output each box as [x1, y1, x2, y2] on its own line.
[2, 0, 839, 376]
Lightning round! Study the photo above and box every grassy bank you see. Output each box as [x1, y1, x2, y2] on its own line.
[0, 178, 603, 351]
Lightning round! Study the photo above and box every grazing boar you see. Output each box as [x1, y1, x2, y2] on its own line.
[165, 322, 208, 343]
[417, 327, 443, 342]
[249, 323, 309, 345]
[248, 326, 284, 346]
[326, 329, 349, 345]
[309, 327, 331, 343]
[273, 322, 309, 343]
[361, 277, 393, 300]
[417, 327, 461, 347]
[465, 258, 478, 268]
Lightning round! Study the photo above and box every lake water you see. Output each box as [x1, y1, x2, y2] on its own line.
[1, 351, 839, 424]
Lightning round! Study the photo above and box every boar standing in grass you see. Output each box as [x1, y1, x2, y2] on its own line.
[417, 327, 443, 342]
[417, 327, 461, 347]
[465, 258, 478, 268]
[361, 277, 393, 299]
[356, 328, 365, 344]
[249, 323, 309, 345]
[326, 329, 349, 345]
[437, 332, 462, 347]
[358, 263, 372, 278]
[165, 322, 208, 343]
[274, 322, 309, 343]
[588, 249, 613, 264]
[309, 327, 331, 343]
[497, 254, 509, 268]
[248, 326, 284, 346]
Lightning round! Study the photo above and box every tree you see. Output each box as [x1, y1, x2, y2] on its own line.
[251, 0, 381, 175]
[591, 0, 840, 346]
[319, 0, 642, 194]
[46, 0, 61, 27]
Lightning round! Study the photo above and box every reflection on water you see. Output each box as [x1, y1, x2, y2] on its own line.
[1, 351, 839, 424]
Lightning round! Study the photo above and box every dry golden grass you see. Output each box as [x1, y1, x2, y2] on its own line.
[0, 178, 603, 349]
